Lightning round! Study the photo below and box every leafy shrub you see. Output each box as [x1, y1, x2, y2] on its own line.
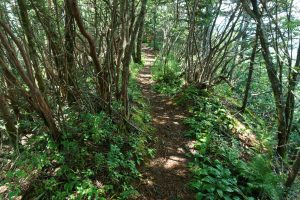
[1, 82, 153, 200]
[190, 157, 243, 200]
[151, 54, 184, 95]
[1, 59, 155, 200]
[1, 111, 150, 199]
[183, 87, 284, 199]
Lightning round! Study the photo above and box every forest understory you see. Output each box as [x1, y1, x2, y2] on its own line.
[1, 0, 300, 199]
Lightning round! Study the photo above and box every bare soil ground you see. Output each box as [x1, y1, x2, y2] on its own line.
[135, 48, 195, 200]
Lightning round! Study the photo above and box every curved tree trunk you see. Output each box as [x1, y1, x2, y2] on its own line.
[17, 0, 45, 93]
[68, 0, 107, 108]
[241, 0, 289, 158]
[0, 93, 18, 149]
[0, 26, 60, 142]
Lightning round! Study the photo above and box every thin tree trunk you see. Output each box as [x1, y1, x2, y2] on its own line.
[29, 0, 66, 96]
[241, 29, 258, 113]
[241, 0, 288, 157]
[285, 40, 300, 141]
[0, 93, 18, 149]
[17, 0, 45, 93]
[285, 150, 300, 195]
[121, 0, 147, 117]
[134, 2, 147, 64]
[0, 29, 60, 142]
[64, 0, 76, 104]
[68, 0, 106, 108]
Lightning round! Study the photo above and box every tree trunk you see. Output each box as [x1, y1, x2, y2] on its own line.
[241, 29, 258, 113]
[241, 0, 287, 157]
[121, 0, 147, 117]
[284, 40, 300, 143]
[285, 150, 300, 195]
[17, 0, 45, 93]
[64, 0, 76, 104]
[133, 2, 147, 64]
[0, 28, 60, 142]
[0, 93, 18, 149]
[68, 0, 107, 108]
[152, 7, 158, 50]
[29, 0, 65, 92]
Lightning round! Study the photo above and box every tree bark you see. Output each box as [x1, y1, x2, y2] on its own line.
[285, 150, 300, 195]
[17, 0, 45, 93]
[133, 1, 147, 64]
[29, 0, 65, 86]
[68, 0, 107, 108]
[64, 0, 76, 104]
[285, 40, 300, 142]
[0, 28, 60, 142]
[241, 28, 258, 113]
[0, 93, 18, 149]
[241, 0, 288, 157]
[121, 0, 147, 116]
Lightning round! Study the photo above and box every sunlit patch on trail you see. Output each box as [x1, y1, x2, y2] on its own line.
[136, 47, 195, 199]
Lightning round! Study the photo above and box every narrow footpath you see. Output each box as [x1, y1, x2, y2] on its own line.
[136, 48, 195, 200]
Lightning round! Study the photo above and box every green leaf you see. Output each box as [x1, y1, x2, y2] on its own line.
[217, 189, 223, 197]
[225, 187, 234, 192]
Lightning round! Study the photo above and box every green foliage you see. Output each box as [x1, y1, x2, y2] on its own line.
[233, 64, 276, 127]
[244, 155, 283, 200]
[151, 54, 184, 95]
[130, 62, 144, 78]
[182, 86, 284, 199]
[0, 110, 149, 199]
[129, 61, 154, 134]
[0, 61, 154, 199]
[107, 144, 140, 183]
[190, 158, 243, 200]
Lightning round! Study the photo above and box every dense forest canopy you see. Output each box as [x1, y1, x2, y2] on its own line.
[0, 0, 300, 199]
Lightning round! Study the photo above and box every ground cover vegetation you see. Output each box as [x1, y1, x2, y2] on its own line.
[1, 0, 300, 199]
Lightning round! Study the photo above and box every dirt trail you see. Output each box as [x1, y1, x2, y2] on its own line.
[136, 48, 195, 200]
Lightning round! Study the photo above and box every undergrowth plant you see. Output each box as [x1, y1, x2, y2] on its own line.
[151, 54, 184, 95]
[179, 86, 284, 200]
[0, 61, 154, 200]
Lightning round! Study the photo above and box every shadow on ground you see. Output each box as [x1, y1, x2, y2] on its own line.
[135, 47, 195, 200]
